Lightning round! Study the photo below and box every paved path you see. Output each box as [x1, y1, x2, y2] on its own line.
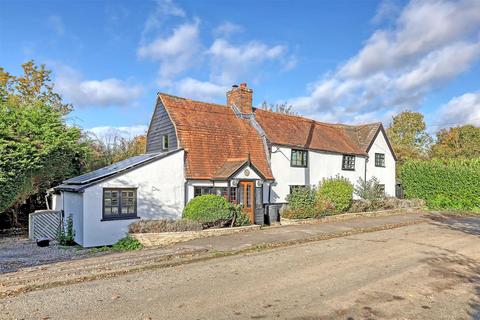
[0, 212, 426, 299]
[1, 213, 479, 319]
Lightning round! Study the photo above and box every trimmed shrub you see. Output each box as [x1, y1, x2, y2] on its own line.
[129, 219, 203, 233]
[286, 186, 317, 211]
[282, 207, 322, 219]
[316, 176, 353, 213]
[400, 159, 480, 211]
[183, 195, 251, 228]
[283, 186, 325, 219]
[183, 195, 232, 224]
[354, 177, 385, 200]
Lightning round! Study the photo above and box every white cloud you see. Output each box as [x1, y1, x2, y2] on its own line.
[138, 21, 201, 84]
[341, 0, 480, 79]
[55, 65, 143, 107]
[437, 92, 480, 128]
[48, 15, 65, 36]
[371, 0, 401, 24]
[213, 22, 243, 37]
[395, 42, 480, 91]
[141, 0, 186, 40]
[208, 39, 287, 84]
[173, 78, 227, 101]
[87, 125, 148, 141]
[137, 1, 296, 103]
[289, 0, 480, 124]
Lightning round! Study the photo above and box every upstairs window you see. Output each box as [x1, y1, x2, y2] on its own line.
[162, 134, 169, 150]
[103, 188, 137, 220]
[342, 155, 355, 171]
[375, 153, 385, 167]
[291, 149, 308, 167]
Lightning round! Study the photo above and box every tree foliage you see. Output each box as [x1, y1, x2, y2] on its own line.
[0, 61, 72, 114]
[0, 61, 88, 223]
[431, 125, 480, 159]
[387, 111, 432, 162]
[261, 101, 297, 115]
[85, 134, 146, 171]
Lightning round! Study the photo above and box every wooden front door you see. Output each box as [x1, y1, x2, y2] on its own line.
[238, 181, 254, 223]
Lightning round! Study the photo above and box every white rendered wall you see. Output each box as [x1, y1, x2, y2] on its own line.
[51, 193, 63, 211]
[366, 131, 396, 196]
[62, 191, 84, 246]
[81, 150, 185, 247]
[269, 146, 366, 203]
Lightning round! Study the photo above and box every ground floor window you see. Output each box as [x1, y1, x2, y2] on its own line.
[379, 184, 385, 195]
[193, 186, 236, 203]
[103, 188, 137, 220]
[289, 185, 308, 194]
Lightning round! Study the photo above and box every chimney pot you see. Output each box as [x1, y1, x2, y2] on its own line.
[226, 82, 253, 114]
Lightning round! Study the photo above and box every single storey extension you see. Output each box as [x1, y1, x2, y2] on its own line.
[52, 83, 396, 247]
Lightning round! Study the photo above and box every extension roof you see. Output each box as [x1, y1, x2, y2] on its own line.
[54, 150, 183, 192]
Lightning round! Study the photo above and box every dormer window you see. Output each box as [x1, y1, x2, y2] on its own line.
[162, 134, 169, 150]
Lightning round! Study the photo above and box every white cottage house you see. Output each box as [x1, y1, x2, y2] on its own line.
[52, 83, 396, 247]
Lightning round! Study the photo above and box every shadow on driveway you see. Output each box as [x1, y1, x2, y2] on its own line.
[426, 213, 480, 237]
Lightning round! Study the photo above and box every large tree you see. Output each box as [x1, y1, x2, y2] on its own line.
[386, 111, 432, 162]
[85, 134, 147, 170]
[0, 61, 87, 227]
[431, 125, 480, 159]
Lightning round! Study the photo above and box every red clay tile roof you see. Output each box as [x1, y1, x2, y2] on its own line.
[254, 109, 374, 156]
[159, 94, 274, 180]
[213, 158, 248, 180]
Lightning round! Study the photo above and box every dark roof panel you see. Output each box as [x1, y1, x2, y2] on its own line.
[63, 153, 163, 185]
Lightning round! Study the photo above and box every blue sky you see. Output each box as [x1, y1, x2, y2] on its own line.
[1, 0, 479, 139]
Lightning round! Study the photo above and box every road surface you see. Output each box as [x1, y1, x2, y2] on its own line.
[1, 217, 479, 319]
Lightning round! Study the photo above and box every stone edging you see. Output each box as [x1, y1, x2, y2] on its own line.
[280, 208, 425, 226]
[130, 225, 261, 247]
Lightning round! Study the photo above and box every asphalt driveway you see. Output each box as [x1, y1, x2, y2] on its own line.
[1, 212, 479, 319]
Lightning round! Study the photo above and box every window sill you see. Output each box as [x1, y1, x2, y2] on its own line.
[290, 165, 308, 168]
[375, 165, 386, 168]
[342, 168, 355, 171]
[101, 216, 140, 222]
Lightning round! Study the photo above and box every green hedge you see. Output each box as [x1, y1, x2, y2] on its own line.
[183, 194, 232, 224]
[183, 195, 251, 227]
[400, 159, 480, 211]
[317, 176, 353, 213]
[286, 186, 317, 211]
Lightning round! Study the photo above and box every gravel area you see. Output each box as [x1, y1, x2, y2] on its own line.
[0, 236, 95, 274]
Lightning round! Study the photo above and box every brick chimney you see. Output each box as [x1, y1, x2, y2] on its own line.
[226, 83, 253, 114]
